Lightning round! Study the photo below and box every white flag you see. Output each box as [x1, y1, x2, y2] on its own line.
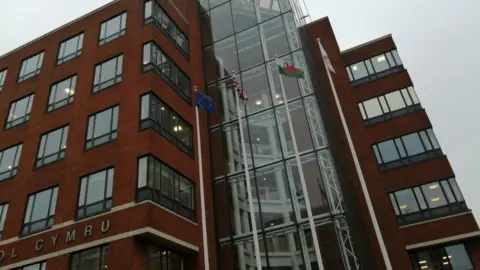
[319, 41, 336, 74]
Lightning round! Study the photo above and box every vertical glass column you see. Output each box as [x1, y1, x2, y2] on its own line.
[200, 0, 359, 269]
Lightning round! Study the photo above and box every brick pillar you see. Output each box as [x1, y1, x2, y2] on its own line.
[108, 237, 150, 270]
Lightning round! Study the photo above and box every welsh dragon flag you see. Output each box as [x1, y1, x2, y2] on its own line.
[277, 59, 305, 79]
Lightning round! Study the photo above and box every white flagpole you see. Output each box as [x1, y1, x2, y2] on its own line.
[194, 86, 210, 270]
[276, 58, 325, 270]
[232, 71, 263, 270]
[316, 39, 393, 270]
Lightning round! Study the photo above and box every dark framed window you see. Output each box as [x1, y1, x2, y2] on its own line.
[0, 69, 7, 91]
[389, 178, 467, 226]
[137, 155, 195, 221]
[22, 186, 58, 236]
[5, 94, 34, 129]
[410, 243, 473, 270]
[140, 93, 193, 156]
[36, 125, 69, 168]
[99, 12, 127, 45]
[48, 75, 76, 112]
[142, 42, 191, 103]
[18, 52, 44, 82]
[147, 244, 183, 270]
[93, 55, 123, 93]
[77, 167, 114, 219]
[57, 33, 84, 65]
[144, 0, 189, 57]
[13, 262, 47, 270]
[359, 86, 421, 125]
[70, 245, 108, 270]
[0, 203, 8, 240]
[0, 143, 23, 181]
[346, 49, 403, 86]
[373, 128, 442, 171]
[86, 106, 119, 149]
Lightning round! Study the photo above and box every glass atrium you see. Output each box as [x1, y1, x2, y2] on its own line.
[199, 0, 360, 269]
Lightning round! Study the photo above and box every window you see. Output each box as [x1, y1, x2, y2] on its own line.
[93, 55, 123, 93]
[22, 187, 58, 236]
[359, 86, 421, 125]
[36, 125, 69, 167]
[346, 49, 403, 86]
[77, 168, 114, 219]
[57, 33, 84, 65]
[0, 69, 7, 91]
[147, 244, 183, 270]
[373, 128, 442, 171]
[410, 244, 473, 270]
[0, 203, 8, 240]
[389, 178, 467, 225]
[48, 75, 76, 111]
[0, 144, 23, 181]
[70, 245, 108, 270]
[144, 0, 189, 57]
[18, 52, 44, 82]
[86, 106, 119, 149]
[99, 12, 127, 45]
[137, 155, 195, 221]
[5, 94, 34, 129]
[142, 42, 191, 103]
[140, 93, 192, 156]
[13, 262, 47, 270]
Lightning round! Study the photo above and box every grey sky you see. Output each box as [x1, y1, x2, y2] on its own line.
[0, 0, 479, 220]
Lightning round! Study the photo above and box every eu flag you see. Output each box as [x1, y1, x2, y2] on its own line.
[195, 92, 215, 113]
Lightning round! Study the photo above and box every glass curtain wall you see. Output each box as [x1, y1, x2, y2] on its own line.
[199, 0, 359, 269]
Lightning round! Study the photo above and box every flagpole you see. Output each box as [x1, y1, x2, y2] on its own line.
[232, 71, 263, 270]
[276, 57, 325, 270]
[316, 38, 393, 270]
[194, 86, 210, 270]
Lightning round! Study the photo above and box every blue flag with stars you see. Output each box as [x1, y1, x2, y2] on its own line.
[195, 92, 215, 113]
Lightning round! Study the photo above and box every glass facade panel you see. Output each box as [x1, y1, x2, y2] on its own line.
[202, 1, 358, 268]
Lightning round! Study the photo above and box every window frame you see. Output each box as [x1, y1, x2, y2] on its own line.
[358, 86, 422, 125]
[36, 125, 69, 168]
[389, 177, 468, 226]
[98, 12, 127, 46]
[18, 51, 44, 83]
[76, 167, 114, 220]
[346, 49, 404, 86]
[139, 92, 193, 157]
[85, 105, 119, 150]
[0, 69, 7, 91]
[5, 93, 35, 130]
[92, 54, 123, 93]
[22, 186, 59, 236]
[409, 243, 473, 270]
[136, 154, 196, 221]
[57, 32, 84, 65]
[141, 41, 191, 103]
[69, 245, 109, 270]
[13, 261, 47, 270]
[47, 74, 76, 112]
[372, 128, 443, 171]
[0, 143, 23, 181]
[0, 203, 8, 240]
[147, 244, 183, 270]
[143, 0, 189, 58]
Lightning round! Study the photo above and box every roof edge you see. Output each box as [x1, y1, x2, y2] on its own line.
[341, 34, 393, 54]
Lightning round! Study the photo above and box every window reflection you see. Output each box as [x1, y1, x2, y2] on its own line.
[236, 26, 263, 70]
[210, 3, 234, 42]
[410, 244, 473, 270]
[390, 178, 468, 225]
[260, 16, 289, 60]
[247, 110, 282, 166]
[346, 49, 403, 85]
[242, 65, 271, 114]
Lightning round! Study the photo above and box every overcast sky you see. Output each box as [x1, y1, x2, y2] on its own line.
[0, 0, 479, 220]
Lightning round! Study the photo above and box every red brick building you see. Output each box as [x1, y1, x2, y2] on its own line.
[0, 0, 478, 269]
[300, 17, 480, 269]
